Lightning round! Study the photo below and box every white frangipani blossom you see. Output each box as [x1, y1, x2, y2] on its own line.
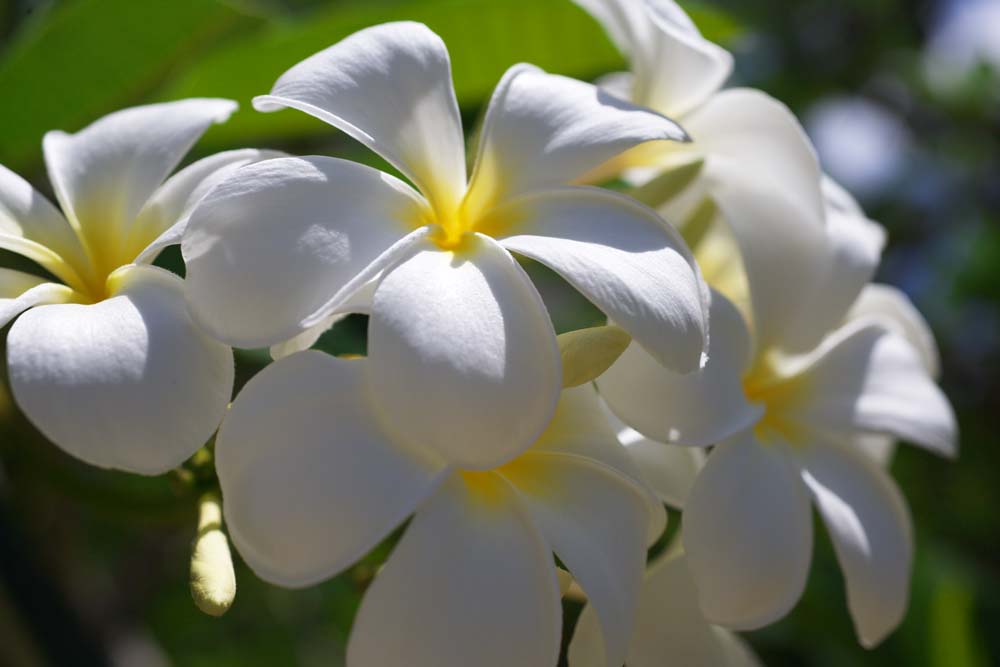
[597, 178, 957, 647]
[0, 100, 278, 474]
[182, 21, 710, 472]
[215, 350, 664, 667]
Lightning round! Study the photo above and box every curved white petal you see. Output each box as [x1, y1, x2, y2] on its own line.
[498, 187, 707, 372]
[798, 439, 913, 647]
[0, 271, 77, 328]
[568, 551, 760, 667]
[7, 265, 233, 474]
[133, 148, 286, 264]
[347, 473, 562, 667]
[43, 99, 236, 271]
[683, 434, 813, 629]
[215, 352, 446, 587]
[597, 290, 762, 446]
[505, 451, 649, 667]
[254, 22, 465, 213]
[574, 0, 732, 116]
[779, 176, 887, 354]
[182, 156, 426, 348]
[782, 322, 957, 458]
[367, 234, 561, 470]
[0, 163, 91, 290]
[464, 65, 687, 215]
[268, 280, 375, 360]
[616, 422, 706, 509]
[847, 283, 940, 378]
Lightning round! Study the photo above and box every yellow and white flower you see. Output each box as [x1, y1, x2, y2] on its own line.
[215, 351, 664, 667]
[0, 99, 277, 474]
[181, 21, 711, 471]
[597, 178, 957, 647]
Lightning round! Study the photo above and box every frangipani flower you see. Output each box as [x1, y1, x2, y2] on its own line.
[215, 349, 664, 667]
[569, 551, 761, 667]
[0, 99, 277, 474]
[182, 21, 710, 471]
[596, 178, 957, 646]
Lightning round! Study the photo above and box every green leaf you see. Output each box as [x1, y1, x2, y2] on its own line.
[0, 0, 265, 171]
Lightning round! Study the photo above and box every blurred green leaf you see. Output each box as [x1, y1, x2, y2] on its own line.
[0, 0, 265, 171]
[929, 572, 989, 667]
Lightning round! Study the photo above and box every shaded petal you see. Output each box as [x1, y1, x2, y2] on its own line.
[133, 148, 286, 264]
[43, 99, 236, 270]
[0, 163, 91, 291]
[215, 352, 446, 587]
[597, 289, 762, 445]
[613, 417, 706, 509]
[254, 22, 465, 213]
[498, 186, 707, 372]
[784, 322, 957, 458]
[0, 271, 78, 328]
[569, 551, 760, 667]
[847, 283, 940, 378]
[798, 439, 913, 647]
[367, 235, 561, 470]
[505, 452, 649, 667]
[464, 65, 687, 214]
[268, 280, 375, 360]
[347, 473, 562, 667]
[683, 434, 813, 629]
[182, 156, 426, 348]
[7, 265, 232, 474]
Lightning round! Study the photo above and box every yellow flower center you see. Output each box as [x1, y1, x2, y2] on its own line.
[742, 354, 812, 446]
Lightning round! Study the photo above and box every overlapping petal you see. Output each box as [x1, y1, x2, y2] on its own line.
[253, 22, 466, 213]
[612, 417, 705, 509]
[782, 322, 957, 457]
[43, 99, 236, 275]
[847, 283, 940, 378]
[506, 452, 649, 667]
[597, 290, 761, 445]
[347, 474, 562, 667]
[0, 269, 77, 328]
[683, 435, 813, 629]
[798, 439, 913, 648]
[6, 265, 232, 474]
[463, 65, 687, 215]
[215, 352, 447, 587]
[182, 156, 427, 348]
[497, 187, 707, 371]
[366, 234, 561, 470]
[133, 148, 285, 264]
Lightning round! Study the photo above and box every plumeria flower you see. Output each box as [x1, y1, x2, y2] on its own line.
[0, 99, 278, 474]
[596, 177, 958, 647]
[215, 348, 665, 667]
[182, 21, 710, 472]
[569, 550, 762, 667]
[573, 0, 826, 239]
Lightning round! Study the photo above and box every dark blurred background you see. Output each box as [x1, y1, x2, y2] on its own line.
[0, 0, 997, 665]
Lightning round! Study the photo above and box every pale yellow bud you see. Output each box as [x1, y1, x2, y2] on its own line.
[557, 325, 631, 388]
[190, 492, 236, 617]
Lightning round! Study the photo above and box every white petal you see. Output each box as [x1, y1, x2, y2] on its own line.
[847, 283, 940, 378]
[133, 148, 286, 264]
[7, 265, 233, 474]
[367, 235, 561, 470]
[43, 99, 236, 270]
[617, 424, 706, 509]
[498, 187, 707, 372]
[182, 156, 426, 348]
[347, 473, 562, 667]
[505, 451, 649, 667]
[574, 0, 733, 116]
[215, 352, 446, 587]
[464, 65, 687, 214]
[798, 439, 913, 647]
[268, 280, 375, 360]
[779, 176, 887, 354]
[0, 271, 77, 328]
[597, 289, 762, 446]
[0, 163, 91, 291]
[569, 551, 757, 667]
[683, 434, 813, 629]
[782, 322, 957, 458]
[254, 22, 466, 214]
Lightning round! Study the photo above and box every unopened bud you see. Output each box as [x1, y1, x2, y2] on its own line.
[557, 325, 631, 388]
[190, 492, 236, 617]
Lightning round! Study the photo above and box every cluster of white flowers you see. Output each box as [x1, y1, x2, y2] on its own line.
[0, 1, 956, 665]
